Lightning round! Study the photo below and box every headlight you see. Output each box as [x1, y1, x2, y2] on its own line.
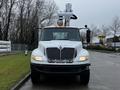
[80, 56, 88, 61]
[32, 56, 43, 61]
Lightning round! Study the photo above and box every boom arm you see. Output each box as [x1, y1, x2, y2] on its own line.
[57, 3, 77, 26]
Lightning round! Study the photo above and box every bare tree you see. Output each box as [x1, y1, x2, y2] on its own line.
[0, 0, 4, 39]
[16, 0, 28, 43]
[0, 19, 1, 40]
[101, 25, 111, 36]
[42, 1, 58, 26]
[36, 0, 57, 27]
[110, 16, 120, 36]
[89, 25, 103, 44]
[2, 0, 16, 40]
[10, 0, 57, 49]
[110, 16, 120, 49]
[0, 0, 57, 49]
[0, 0, 4, 9]
[90, 25, 102, 37]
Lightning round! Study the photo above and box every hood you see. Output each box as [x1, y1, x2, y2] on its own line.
[38, 40, 82, 51]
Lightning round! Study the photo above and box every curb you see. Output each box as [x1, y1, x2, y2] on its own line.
[90, 50, 120, 55]
[88, 50, 115, 53]
[0, 53, 17, 57]
[11, 73, 31, 90]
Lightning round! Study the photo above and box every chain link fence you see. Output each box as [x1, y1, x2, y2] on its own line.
[11, 44, 28, 51]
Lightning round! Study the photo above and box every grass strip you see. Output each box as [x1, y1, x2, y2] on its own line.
[0, 53, 30, 90]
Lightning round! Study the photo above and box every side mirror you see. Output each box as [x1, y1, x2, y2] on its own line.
[86, 29, 91, 44]
[79, 25, 91, 44]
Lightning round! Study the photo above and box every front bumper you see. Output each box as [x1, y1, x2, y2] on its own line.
[31, 63, 90, 74]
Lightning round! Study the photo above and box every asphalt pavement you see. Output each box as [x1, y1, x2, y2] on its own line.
[19, 51, 120, 90]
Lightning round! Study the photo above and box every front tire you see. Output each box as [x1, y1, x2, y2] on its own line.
[31, 70, 40, 84]
[80, 70, 90, 85]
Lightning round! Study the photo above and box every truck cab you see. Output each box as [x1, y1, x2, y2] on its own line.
[31, 27, 90, 85]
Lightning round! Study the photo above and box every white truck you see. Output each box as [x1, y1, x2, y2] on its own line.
[30, 27, 90, 85]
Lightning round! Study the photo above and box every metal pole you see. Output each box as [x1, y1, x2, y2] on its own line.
[0, 22, 1, 40]
[114, 31, 116, 51]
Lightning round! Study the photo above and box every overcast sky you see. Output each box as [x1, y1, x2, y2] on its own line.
[54, 0, 120, 27]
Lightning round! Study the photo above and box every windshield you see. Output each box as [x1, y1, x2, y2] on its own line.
[40, 28, 80, 41]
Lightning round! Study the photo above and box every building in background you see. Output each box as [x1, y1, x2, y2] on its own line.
[106, 34, 120, 48]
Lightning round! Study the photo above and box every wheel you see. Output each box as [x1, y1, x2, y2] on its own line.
[31, 70, 40, 84]
[80, 69, 90, 85]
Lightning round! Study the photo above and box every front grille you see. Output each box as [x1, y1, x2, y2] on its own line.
[46, 47, 77, 63]
[46, 48, 60, 60]
[61, 48, 75, 60]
